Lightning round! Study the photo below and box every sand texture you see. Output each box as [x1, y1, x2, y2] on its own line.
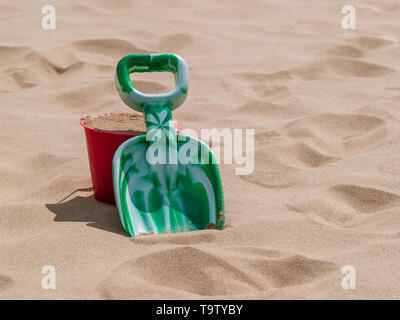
[0, 0, 400, 299]
[84, 114, 146, 133]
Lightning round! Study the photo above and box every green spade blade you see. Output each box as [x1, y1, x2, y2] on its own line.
[113, 53, 225, 237]
[112, 134, 225, 237]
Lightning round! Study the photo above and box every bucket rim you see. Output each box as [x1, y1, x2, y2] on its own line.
[80, 113, 147, 137]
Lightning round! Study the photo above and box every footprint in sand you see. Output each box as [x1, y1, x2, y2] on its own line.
[289, 184, 400, 228]
[284, 113, 387, 154]
[104, 246, 337, 298]
[329, 184, 400, 214]
[242, 112, 388, 188]
[288, 198, 355, 227]
[285, 113, 386, 138]
[0, 45, 82, 91]
[270, 142, 340, 169]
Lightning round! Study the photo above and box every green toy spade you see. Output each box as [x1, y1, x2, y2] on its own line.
[113, 54, 225, 237]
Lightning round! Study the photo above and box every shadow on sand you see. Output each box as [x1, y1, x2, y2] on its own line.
[45, 187, 126, 236]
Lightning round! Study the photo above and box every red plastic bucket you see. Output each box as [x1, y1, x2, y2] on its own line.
[80, 113, 181, 205]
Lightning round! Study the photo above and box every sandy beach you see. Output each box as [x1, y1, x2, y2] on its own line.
[0, 0, 400, 299]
